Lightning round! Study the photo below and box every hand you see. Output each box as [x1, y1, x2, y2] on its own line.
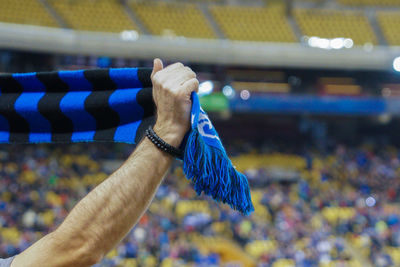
[151, 58, 199, 147]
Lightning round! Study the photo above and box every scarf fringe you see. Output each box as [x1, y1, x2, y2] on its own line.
[183, 128, 254, 215]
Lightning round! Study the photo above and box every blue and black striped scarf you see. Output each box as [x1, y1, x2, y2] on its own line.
[0, 68, 253, 214]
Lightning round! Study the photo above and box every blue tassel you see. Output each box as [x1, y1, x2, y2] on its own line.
[183, 128, 254, 215]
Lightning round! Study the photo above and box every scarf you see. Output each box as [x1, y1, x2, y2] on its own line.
[0, 68, 254, 215]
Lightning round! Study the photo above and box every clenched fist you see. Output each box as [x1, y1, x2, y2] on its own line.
[151, 59, 199, 148]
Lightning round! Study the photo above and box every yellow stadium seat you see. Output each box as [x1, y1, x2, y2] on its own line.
[0, 0, 58, 27]
[106, 248, 118, 259]
[385, 247, 400, 265]
[0, 227, 21, 244]
[48, 0, 137, 32]
[377, 12, 400, 46]
[245, 240, 277, 258]
[119, 259, 137, 267]
[272, 259, 295, 267]
[320, 260, 362, 267]
[231, 153, 307, 172]
[338, 0, 400, 6]
[294, 9, 377, 45]
[321, 207, 356, 224]
[130, 2, 216, 39]
[175, 200, 211, 218]
[194, 236, 256, 266]
[210, 5, 296, 43]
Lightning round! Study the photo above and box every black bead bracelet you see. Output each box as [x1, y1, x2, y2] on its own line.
[145, 126, 183, 159]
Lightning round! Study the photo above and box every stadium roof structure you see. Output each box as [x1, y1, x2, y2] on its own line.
[0, 22, 399, 72]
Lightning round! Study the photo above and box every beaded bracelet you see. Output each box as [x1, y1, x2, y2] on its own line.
[145, 126, 183, 159]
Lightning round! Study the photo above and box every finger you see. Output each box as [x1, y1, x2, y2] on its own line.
[158, 67, 195, 91]
[153, 62, 183, 83]
[161, 63, 186, 77]
[180, 78, 199, 95]
[151, 58, 163, 79]
[171, 68, 196, 86]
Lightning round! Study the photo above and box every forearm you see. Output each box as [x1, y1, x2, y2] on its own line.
[57, 138, 172, 255]
[13, 132, 175, 267]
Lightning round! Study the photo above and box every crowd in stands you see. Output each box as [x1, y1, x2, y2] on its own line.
[0, 142, 400, 267]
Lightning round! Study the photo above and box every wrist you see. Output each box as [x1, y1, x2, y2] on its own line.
[153, 123, 186, 148]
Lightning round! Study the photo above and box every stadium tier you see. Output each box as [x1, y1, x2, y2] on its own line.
[130, 2, 216, 39]
[210, 4, 296, 43]
[1, 142, 399, 266]
[0, 0, 400, 46]
[48, 0, 137, 32]
[0, 0, 58, 28]
[377, 11, 400, 46]
[294, 8, 377, 45]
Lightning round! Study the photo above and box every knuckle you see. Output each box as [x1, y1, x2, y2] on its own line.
[163, 82, 175, 91]
[160, 77, 169, 86]
[172, 62, 183, 69]
[192, 79, 199, 92]
[156, 74, 169, 86]
[160, 83, 168, 91]
[184, 66, 195, 76]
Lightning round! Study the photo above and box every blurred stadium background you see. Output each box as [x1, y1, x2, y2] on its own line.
[1, 0, 400, 266]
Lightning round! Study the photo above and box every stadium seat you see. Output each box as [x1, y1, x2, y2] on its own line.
[231, 154, 307, 172]
[175, 200, 211, 218]
[129, 2, 216, 39]
[385, 247, 400, 265]
[210, 4, 297, 42]
[272, 259, 295, 267]
[322, 207, 356, 224]
[194, 236, 256, 266]
[48, 0, 137, 32]
[338, 0, 400, 6]
[0, 227, 21, 244]
[293, 0, 324, 2]
[0, 0, 58, 27]
[377, 11, 400, 46]
[294, 8, 377, 45]
[318, 77, 362, 96]
[245, 240, 277, 258]
[231, 81, 291, 94]
[251, 191, 271, 219]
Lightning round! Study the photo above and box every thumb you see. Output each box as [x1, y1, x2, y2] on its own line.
[151, 58, 163, 79]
